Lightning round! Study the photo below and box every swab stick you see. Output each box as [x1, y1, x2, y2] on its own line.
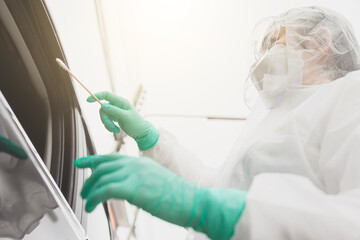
[56, 58, 102, 105]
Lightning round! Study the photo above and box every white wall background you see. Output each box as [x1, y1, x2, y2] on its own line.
[45, 0, 360, 239]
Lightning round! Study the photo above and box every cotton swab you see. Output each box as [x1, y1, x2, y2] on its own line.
[56, 58, 102, 105]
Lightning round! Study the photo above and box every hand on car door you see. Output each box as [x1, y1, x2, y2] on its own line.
[0, 135, 27, 159]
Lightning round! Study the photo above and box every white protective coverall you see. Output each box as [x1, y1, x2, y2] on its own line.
[142, 6, 360, 240]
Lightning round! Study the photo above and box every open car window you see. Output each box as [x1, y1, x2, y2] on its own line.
[0, 92, 86, 240]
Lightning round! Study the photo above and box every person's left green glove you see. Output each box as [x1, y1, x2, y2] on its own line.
[87, 91, 159, 151]
[75, 153, 247, 240]
[0, 136, 27, 159]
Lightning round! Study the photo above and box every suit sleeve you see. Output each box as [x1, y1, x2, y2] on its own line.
[141, 128, 218, 186]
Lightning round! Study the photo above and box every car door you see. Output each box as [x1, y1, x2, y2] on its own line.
[0, 0, 112, 239]
[0, 92, 86, 240]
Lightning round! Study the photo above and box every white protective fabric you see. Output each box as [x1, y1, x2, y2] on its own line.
[142, 6, 360, 240]
[0, 115, 57, 239]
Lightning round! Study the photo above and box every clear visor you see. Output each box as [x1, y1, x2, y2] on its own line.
[244, 6, 360, 108]
[250, 17, 286, 61]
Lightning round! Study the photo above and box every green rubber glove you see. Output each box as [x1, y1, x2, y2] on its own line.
[87, 91, 159, 151]
[0, 136, 27, 159]
[75, 153, 247, 240]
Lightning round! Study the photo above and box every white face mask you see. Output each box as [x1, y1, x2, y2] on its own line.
[250, 44, 304, 108]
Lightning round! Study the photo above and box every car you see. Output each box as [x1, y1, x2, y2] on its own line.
[0, 0, 115, 239]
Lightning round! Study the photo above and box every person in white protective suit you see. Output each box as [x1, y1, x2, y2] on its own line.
[75, 6, 360, 240]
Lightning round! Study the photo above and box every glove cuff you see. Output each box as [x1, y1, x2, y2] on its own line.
[192, 188, 247, 240]
[135, 122, 160, 151]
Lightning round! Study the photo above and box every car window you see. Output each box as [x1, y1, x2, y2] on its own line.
[0, 18, 48, 162]
[0, 93, 86, 240]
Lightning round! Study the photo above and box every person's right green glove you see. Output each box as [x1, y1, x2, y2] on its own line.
[87, 91, 159, 151]
[75, 153, 247, 240]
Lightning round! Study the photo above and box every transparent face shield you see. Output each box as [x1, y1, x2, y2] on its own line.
[251, 17, 286, 62]
[249, 7, 360, 90]
[245, 7, 360, 109]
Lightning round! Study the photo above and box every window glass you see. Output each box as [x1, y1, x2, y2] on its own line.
[0, 17, 47, 161]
